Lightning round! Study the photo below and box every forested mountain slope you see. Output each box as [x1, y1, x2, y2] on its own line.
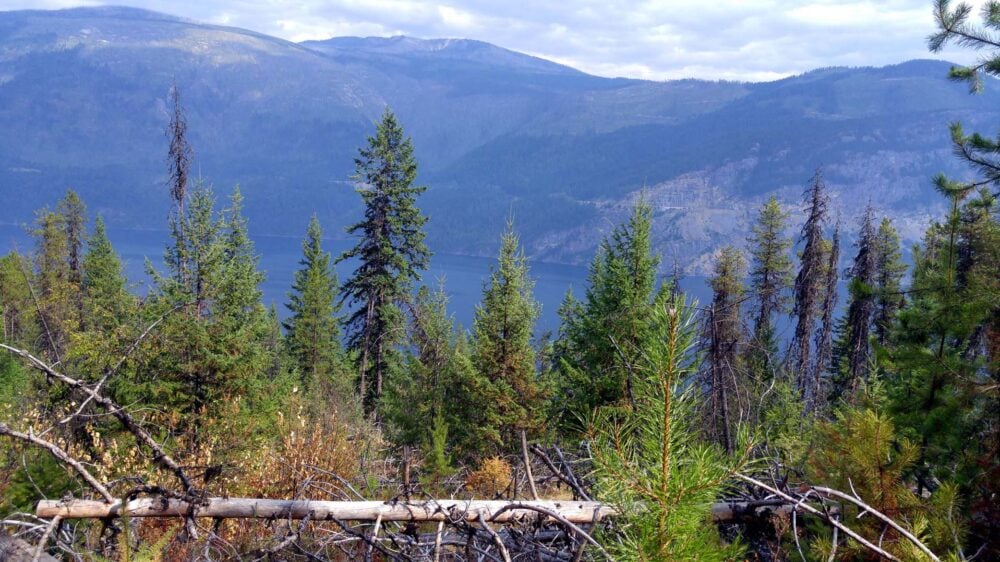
[1, 7, 997, 270]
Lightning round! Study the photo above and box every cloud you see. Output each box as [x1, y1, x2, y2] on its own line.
[0, 0, 986, 81]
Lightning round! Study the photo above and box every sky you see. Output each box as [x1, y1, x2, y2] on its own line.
[0, 0, 986, 81]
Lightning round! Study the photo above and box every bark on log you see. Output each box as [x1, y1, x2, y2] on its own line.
[37, 498, 812, 524]
[36, 499, 615, 524]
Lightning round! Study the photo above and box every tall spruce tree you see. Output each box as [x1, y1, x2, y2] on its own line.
[745, 196, 793, 379]
[472, 221, 544, 452]
[812, 227, 839, 411]
[81, 216, 130, 334]
[791, 171, 829, 404]
[144, 186, 269, 418]
[166, 84, 192, 234]
[873, 217, 906, 346]
[284, 215, 345, 391]
[339, 109, 430, 414]
[57, 190, 86, 323]
[843, 206, 879, 396]
[704, 246, 746, 453]
[556, 200, 659, 425]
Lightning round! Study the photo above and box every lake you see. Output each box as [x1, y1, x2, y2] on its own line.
[1, 223, 713, 334]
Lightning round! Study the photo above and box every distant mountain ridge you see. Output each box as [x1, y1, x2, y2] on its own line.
[0, 6, 997, 272]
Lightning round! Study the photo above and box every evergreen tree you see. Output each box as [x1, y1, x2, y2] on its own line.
[843, 206, 879, 397]
[928, 0, 1000, 192]
[472, 221, 544, 452]
[555, 200, 660, 425]
[703, 246, 746, 453]
[588, 296, 748, 561]
[143, 186, 268, 418]
[791, 170, 829, 405]
[33, 209, 76, 361]
[813, 229, 839, 410]
[57, 190, 86, 322]
[80, 216, 130, 334]
[339, 109, 430, 414]
[385, 286, 487, 463]
[0, 252, 38, 347]
[285, 215, 345, 391]
[68, 215, 136, 379]
[166, 84, 192, 232]
[745, 196, 793, 379]
[873, 217, 906, 346]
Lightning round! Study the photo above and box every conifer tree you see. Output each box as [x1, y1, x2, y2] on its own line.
[928, 0, 1000, 192]
[385, 286, 487, 462]
[81, 216, 130, 334]
[556, 200, 659, 424]
[873, 217, 906, 345]
[812, 228, 839, 410]
[745, 196, 793, 379]
[33, 209, 75, 361]
[588, 296, 748, 561]
[472, 221, 544, 451]
[145, 186, 268, 417]
[339, 109, 430, 414]
[284, 215, 345, 391]
[0, 252, 38, 347]
[57, 190, 86, 322]
[842, 206, 879, 397]
[791, 170, 829, 404]
[704, 246, 746, 453]
[166, 84, 192, 235]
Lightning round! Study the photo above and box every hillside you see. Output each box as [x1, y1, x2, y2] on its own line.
[0, 6, 996, 271]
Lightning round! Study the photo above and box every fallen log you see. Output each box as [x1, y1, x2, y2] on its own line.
[37, 499, 615, 524]
[37, 498, 809, 524]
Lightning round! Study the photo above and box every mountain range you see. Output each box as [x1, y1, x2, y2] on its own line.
[1, 6, 998, 273]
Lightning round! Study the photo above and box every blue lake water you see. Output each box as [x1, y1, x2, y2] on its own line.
[0, 224, 711, 334]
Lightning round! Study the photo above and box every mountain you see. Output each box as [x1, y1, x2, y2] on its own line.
[1, 6, 997, 272]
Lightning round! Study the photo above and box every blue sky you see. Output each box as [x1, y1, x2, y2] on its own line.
[0, 0, 985, 81]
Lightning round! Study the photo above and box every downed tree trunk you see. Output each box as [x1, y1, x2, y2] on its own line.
[37, 498, 806, 523]
[37, 499, 615, 524]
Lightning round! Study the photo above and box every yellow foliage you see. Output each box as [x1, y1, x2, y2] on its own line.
[466, 456, 512, 497]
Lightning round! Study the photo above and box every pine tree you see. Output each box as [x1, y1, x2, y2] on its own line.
[704, 246, 746, 453]
[284, 215, 345, 391]
[339, 109, 430, 414]
[472, 221, 544, 452]
[873, 217, 906, 346]
[791, 170, 829, 405]
[813, 228, 839, 410]
[928, 1, 1000, 191]
[745, 196, 793, 380]
[588, 295, 748, 561]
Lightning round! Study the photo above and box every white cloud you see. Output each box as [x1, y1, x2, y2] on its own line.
[0, 0, 988, 81]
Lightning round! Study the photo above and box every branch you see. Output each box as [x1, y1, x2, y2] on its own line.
[477, 512, 511, 562]
[736, 474, 899, 561]
[812, 485, 940, 562]
[0, 344, 194, 493]
[0, 423, 113, 502]
[490, 502, 613, 562]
